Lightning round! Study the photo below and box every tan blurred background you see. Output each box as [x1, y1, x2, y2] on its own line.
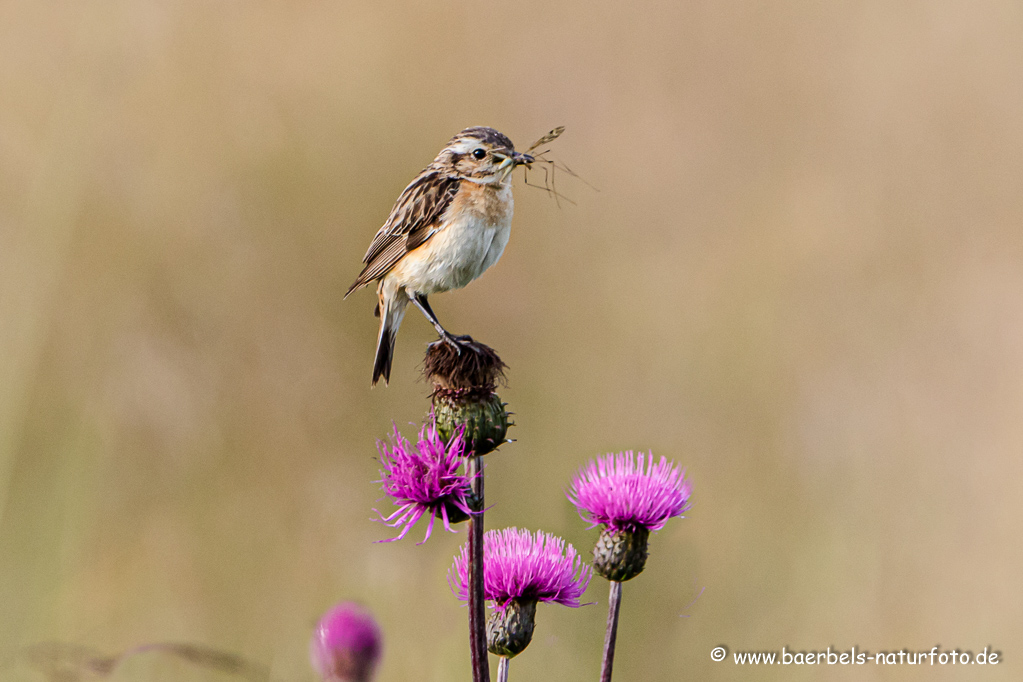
[2, 1, 1021, 680]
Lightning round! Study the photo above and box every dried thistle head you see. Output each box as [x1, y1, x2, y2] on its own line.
[423, 339, 507, 391]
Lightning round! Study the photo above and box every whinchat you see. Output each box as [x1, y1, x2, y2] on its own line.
[345, 126, 533, 385]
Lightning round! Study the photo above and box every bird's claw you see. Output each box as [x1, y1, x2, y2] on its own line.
[441, 334, 463, 355]
[445, 340, 462, 356]
[434, 333, 475, 355]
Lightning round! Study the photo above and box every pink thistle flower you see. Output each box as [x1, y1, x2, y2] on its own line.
[310, 602, 382, 682]
[450, 527, 592, 609]
[376, 419, 475, 543]
[568, 451, 691, 532]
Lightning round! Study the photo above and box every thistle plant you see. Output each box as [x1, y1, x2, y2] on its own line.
[369, 338, 697, 680]
[310, 603, 382, 682]
[424, 339, 512, 682]
[568, 451, 692, 681]
[424, 339, 510, 456]
[369, 340, 511, 681]
[450, 528, 592, 681]
[375, 419, 478, 543]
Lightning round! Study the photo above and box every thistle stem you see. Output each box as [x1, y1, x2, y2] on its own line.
[600, 581, 623, 682]
[467, 454, 490, 682]
[497, 656, 510, 682]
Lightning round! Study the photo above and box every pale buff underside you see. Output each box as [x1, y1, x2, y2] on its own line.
[383, 179, 513, 298]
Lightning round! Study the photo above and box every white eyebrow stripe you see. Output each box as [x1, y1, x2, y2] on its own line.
[449, 139, 480, 154]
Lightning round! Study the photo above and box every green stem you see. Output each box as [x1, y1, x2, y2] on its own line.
[468, 454, 489, 682]
[600, 581, 623, 682]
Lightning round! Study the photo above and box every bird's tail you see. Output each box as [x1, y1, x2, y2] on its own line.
[372, 288, 408, 386]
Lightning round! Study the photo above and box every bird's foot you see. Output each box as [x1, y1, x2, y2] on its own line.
[431, 332, 474, 355]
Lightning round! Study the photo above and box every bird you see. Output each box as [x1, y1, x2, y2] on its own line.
[345, 126, 534, 385]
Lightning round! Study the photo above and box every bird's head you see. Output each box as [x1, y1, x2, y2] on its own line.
[435, 126, 533, 184]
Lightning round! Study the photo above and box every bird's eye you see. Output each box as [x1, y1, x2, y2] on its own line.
[472, 148, 486, 160]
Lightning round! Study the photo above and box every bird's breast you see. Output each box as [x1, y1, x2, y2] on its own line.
[390, 182, 513, 295]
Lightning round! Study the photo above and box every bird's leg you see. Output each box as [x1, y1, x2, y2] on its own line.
[410, 294, 471, 351]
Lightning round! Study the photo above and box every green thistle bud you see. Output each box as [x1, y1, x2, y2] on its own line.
[423, 339, 511, 456]
[442, 486, 483, 525]
[486, 599, 536, 658]
[434, 390, 509, 456]
[592, 526, 650, 582]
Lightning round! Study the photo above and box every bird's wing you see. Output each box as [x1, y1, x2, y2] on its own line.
[345, 170, 461, 297]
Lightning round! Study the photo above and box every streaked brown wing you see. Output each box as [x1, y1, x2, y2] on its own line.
[345, 171, 460, 296]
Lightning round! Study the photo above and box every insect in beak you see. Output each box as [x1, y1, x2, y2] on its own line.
[513, 151, 534, 167]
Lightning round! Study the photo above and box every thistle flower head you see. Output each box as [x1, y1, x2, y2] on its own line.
[310, 602, 382, 682]
[376, 419, 475, 543]
[450, 527, 592, 609]
[568, 451, 692, 532]
[424, 339, 511, 455]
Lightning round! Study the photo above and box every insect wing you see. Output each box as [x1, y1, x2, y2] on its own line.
[526, 126, 565, 153]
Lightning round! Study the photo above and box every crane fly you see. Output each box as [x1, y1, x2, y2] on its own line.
[518, 126, 596, 207]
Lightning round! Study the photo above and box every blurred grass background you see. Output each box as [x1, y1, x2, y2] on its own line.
[1, 1, 1021, 680]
